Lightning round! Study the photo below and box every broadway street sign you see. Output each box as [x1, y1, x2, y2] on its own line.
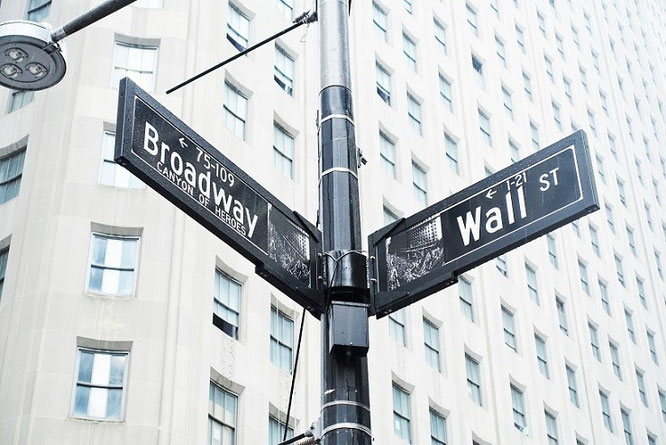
[368, 130, 599, 317]
[115, 78, 322, 316]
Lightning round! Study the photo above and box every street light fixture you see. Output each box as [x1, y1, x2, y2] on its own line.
[0, 0, 136, 91]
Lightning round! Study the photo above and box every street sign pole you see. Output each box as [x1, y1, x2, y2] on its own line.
[318, 0, 372, 443]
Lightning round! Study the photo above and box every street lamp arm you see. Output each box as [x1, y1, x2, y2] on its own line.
[50, 0, 136, 42]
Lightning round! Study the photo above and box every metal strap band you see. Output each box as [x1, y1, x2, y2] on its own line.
[319, 113, 355, 126]
[320, 400, 371, 412]
[321, 167, 358, 179]
[321, 422, 372, 437]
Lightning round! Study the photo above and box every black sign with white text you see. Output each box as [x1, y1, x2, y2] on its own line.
[115, 78, 322, 316]
[369, 130, 599, 317]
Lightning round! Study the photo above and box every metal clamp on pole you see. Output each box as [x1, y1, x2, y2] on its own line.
[50, 0, 136, 42]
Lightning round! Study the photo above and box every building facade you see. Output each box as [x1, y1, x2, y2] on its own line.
[1, 0, 666, 444]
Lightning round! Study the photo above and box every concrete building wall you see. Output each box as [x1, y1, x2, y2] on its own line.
[0, 0, 665, 444]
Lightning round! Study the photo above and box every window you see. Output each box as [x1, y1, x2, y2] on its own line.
[73, 349, 129, 420]
[511, 385, 526, 431]
[99, 131, 142, 188]
[376, 63, 391, 105]
[496, 36, 506, 67]
[609, 133, 618, 160]
[647, 331, 658, 364]
[439, 76, 453, 112]
[466, 4, 478, 36]
[269, 416, 293, 445]
[589, 323, 601, 361]
[547, 235, 558, 268]
[636, 276, 647, 308]
[227, 4, 249, 51]
[562, 77, 573, 104]
[552, 101, 562, 130]
[599, 280, 610, 315]
[412, 161, 427, 206]
[509, 140, 520, 163]
[502, 306, 517, 351]
[600, 390, 613, 431]
[571, 220, 580, 237]
[600, 91, 608, 115]
[523, 71, 532, 101]
[617, 180, 627, 206]
[434, 20, 447, 54]
[605, 203, 615, 233]
[111, 42, 157, 91]
[578, 260, 589, 295]
[459, 278, 474, 321]
[648, 434, 656, 445]
[466, 354, 482, 405]
[625, 309, 636, 343]
[0, 148, 26, 204]
[530, 122, 540, 151]
[556, 297, 568, 334]
[407, 95, 422, 135]
[423, 319, 441, 371]
[545, 411, 559, 445]
[273, 124, 294, 179]
[276, 0, 293, 20]
[655, 250, 663, 279]
[615, 254, 624, 286]
[516, 25, 526, 53]
[0, 247, 7, 300]
[535, 334, 549, 378]
[393, 384, 411, 442]
[580, 66, 588, 91]
[478, 110, 491, 145]
[213, 270, 241, 339]
[26, 0, 51, 21]
[7, 90, 34, 113]
[274, 46, 294, 95]
[403, 33, 417, 71]
[545, 55, 554, 82]
[223, 82, 248, 140]
[635, 158, 643, 184]
[87, 233, 139, 296]
[472, 56, 484, 89]
[403, 0, 412, 14]
[384, 206, 398, 225]
[490, 0, 499, 16]
[444, 134, 458, 174]
[537, 12, 546, 36]
[610, 342, 622, 379]
[595, 155, 604, 183]
[659, 389, 666, 422]
[270, 306, 293, 372]
[566, 365, 579, 407]
[621, 409, 633, 445]
[556, 34, 564, 57]
[502, 87, 513, 120]
[636, 369, 648, 406]
[208, 382, 237, 445]
[430, 409, 448, 445]
[590, 226, 600, 257]
[389, 309, 406, 346]
[379, 132, 396, 178]
[525, 264, 539, 304]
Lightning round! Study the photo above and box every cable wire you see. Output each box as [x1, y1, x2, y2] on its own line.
[283, 308, 307, 441]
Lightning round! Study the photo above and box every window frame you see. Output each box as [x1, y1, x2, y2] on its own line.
[86, 232, 140, 297]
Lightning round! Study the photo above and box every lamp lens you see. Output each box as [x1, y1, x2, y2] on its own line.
[1, 64, 21, 79]
[6, 48, 28, 62]
[26, 63, 48, 78]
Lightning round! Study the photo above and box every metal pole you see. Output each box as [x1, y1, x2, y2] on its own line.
[318, 0, 371, 444]
[50, 0, 136, 42]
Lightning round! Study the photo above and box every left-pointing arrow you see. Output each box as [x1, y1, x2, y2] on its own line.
[178, 137, 187, 148]
[486, 188, 496, 199]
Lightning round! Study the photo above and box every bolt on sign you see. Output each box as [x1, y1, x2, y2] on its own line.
[115, 78, 322, 316]
[369, 130, 599, 317]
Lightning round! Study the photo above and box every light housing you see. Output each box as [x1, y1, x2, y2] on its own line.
[0, 21, 66, 91]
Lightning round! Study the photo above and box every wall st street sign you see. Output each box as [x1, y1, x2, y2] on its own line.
[115, 78, 322, 316]
[369, 130, 599, 317]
